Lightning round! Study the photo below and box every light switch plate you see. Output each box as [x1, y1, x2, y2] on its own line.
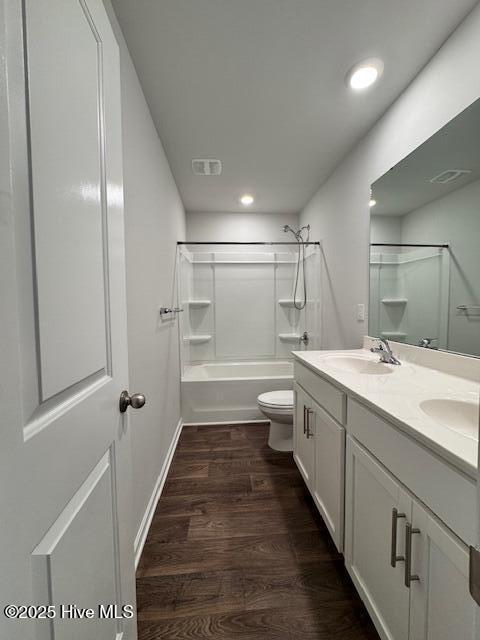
[357, 304, 365, 322]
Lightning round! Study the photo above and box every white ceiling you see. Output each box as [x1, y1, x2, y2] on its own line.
[111, 0, 479, 214]
[372, 98, 480, 217]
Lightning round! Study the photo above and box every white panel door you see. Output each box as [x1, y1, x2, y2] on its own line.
[409, 500, 476, 640]
[0, 1, 137, 639]
[345, 436, 410, 640]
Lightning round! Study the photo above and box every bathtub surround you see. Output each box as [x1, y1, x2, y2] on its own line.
[300, 3, 480, 349]
[179, 244, 321, 368]
[104, 1, 186, 556]
[178, 243, 321, 423]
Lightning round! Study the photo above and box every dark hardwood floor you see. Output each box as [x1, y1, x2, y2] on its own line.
[137, 423, 380, 640]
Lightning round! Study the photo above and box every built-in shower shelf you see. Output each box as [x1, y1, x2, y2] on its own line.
[278, 299, 297, 307]
[184, 335, 212, 345]
[381, 331, 406, 339]
[279, 333, 301, 342]
[186, 299, 211, 308]
[381, 298, 408, 305]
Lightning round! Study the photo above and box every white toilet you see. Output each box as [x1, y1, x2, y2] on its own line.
[257, 390, 294, 451]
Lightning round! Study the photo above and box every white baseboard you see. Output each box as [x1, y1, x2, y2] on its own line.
[182, 419, 269, 427]
[134, 417, 183, 569]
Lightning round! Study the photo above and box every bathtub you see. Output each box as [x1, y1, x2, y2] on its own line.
[181, 360, 293, 424]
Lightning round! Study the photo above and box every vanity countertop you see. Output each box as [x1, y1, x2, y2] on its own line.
[292, 343, 480, 479]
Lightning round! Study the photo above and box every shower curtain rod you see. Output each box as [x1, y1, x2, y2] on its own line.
[370, 243, 449, 248]
[177, 241, 321, 246]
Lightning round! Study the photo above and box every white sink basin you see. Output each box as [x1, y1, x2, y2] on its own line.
[323, 355, 394, 375]
[419, 398, 479, 439]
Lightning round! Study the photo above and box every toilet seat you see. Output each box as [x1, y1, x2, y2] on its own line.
[257, 390, 293, 410]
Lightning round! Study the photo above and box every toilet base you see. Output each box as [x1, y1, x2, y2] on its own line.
[268, 420, 293, 452]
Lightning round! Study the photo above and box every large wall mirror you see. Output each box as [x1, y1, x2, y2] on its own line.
[369, 98, 480, 358]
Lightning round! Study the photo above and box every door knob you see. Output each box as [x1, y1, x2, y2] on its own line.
[119, 390, 146, 413]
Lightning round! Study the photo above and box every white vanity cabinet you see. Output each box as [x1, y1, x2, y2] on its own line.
[293, 353, 477, 640]
[345, 435, 475, 640]
[293, 362, 346, 550]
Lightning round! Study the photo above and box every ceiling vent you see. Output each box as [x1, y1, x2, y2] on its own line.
[430, 169, 471, 184]
[192, 159, 222, 176]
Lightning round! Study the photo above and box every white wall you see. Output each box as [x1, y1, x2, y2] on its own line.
[300, 4, 480, 349]
[104, 1, 186, 548]
[186, 211, 300, 243]
[370, 215, 402, 245]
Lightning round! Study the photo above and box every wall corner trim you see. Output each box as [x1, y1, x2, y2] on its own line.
[134, 417, 183, 569]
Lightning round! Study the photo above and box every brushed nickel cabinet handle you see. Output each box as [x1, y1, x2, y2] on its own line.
[391, 508, 406, 567]
[303, 405, 307, 434]
[306, 408, 314, 438]
[405, 522, 421, 588]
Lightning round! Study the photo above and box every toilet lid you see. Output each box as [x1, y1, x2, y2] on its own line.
[258, 390, 294, 408]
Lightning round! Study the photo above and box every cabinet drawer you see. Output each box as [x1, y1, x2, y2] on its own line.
[347, 398, 476, 546]
[294, 361, 346, 424]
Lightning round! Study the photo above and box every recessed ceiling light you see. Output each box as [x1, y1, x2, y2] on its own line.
[347, 58, 384, 91]
[240, 194, 254, 207]
[369, 199, 377, 207]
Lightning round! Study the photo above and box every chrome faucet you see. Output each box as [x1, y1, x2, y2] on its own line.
[370, 338, 401, 365]
[299, 331, 309, 346]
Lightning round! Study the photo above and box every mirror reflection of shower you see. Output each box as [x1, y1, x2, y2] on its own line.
[283, 224, 310, 310]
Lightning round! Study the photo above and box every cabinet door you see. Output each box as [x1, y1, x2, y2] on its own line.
[409, 500, 476, 640]
[293, 383, 315, 488]
[345, 436, 410, 640]
[312, 399, 345, 551]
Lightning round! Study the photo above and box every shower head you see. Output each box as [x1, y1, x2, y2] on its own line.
[282, 224, 310, 241]
[283, 224, 296, 237]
